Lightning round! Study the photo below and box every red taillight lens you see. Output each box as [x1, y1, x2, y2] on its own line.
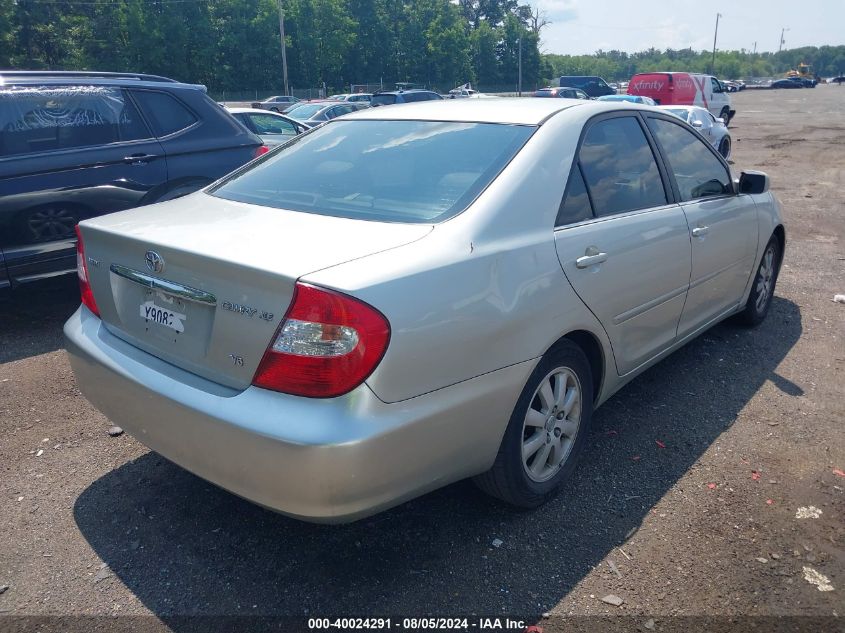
[75, 225, 100, 317]
[252, 283, 390, 398]
[253, 145, 270, 158]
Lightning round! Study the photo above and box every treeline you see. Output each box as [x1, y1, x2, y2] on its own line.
[0, 0, 544, 92]
[542, 46, 845, 82]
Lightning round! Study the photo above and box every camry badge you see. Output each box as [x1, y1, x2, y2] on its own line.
[145, 250, 165, 274]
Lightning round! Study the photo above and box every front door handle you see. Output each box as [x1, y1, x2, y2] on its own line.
[691, 225, 709, 238]
[123, 153, 158, 165]
[576, 248, 608, 269]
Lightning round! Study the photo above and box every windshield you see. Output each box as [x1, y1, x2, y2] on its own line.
[665, 108, 691, 121]
[371, 94, 397, 106]
[210, 120, 534, 223]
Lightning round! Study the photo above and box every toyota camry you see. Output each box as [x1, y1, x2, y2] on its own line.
[65, 98, 784, 522]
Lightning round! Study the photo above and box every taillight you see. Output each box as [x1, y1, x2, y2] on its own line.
[252, 283, 390, 398]
[253, 145, 270, 159]
[75, 225, 100, 317]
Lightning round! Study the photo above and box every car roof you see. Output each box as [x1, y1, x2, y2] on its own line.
[375, 89, 438, 95]
[228, 107, 293, 115]
[340, 97, 623, 125]
[0, 70, 204, 91]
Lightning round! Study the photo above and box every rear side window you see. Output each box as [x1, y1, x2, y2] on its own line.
[556, 164, 593, 226]
[646, 117, 731, 201]
[247, 113, 298, 136]
[0, 85, 149, 156]
[211, 120, 534, 223]
[578, 116, 667, 217]
[131, 90, 197, 137]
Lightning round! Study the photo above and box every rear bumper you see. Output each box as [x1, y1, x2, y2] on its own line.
[64, 307, 531, 523]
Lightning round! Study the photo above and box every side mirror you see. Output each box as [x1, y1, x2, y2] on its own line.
[739, 170, 770, 194]
[691, 120, 703, 128]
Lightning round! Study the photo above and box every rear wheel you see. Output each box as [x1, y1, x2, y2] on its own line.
[737, 237, 780, 326]
[720, 107, 731, 126]
[474, 340, 594, 508]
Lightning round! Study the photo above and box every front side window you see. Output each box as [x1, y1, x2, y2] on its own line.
[577, 116, 667, 217]
[711, 78, 723, 93]
[0, 85, 149, 156]
[211, 120, 534, 223]
[646, 117, 731, 201]
[131, 90, 197, 136]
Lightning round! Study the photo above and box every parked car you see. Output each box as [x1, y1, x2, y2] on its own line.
[558, 76, 616, 97]
[251, 95, 301, 112]
[770, 78, 804, 89]
[370, 89, 444, 106]
[658, 105, 731, 158]
[284, 101, 363, 128]
[227, 107, 306, 146]
[786, 76, 816, 88]
[0, 71, 265, 294]
[596, 94, 656, 105]
[66, 98, 784, 523]
[534, 87, 591, 100]
[627, 72, 735, 124]
[333, 93, 373, 104]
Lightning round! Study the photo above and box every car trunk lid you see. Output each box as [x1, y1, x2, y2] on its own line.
[79, 192, 432, 390]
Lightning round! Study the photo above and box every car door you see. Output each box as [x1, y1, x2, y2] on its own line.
[553, 113, 692, 375]
[645, 114, 758, 336]
[0, 84, 166, 286]
[708, 77, 729, 118]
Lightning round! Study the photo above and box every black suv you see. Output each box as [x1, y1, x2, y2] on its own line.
[557, 76, 616, 98]
[0, 71, 264, 293]
[371, 89, 444, 106]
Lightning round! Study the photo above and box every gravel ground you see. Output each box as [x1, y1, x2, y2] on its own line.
[0, 87, 843, 631]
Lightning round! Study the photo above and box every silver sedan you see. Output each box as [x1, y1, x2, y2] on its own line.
[65, 98, 784, 523]
[659, 104, 732, 159]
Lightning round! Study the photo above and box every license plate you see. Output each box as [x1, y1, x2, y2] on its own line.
[140, 299, 186, 333]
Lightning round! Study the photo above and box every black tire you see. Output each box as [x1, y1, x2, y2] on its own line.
[270, 107, 280, 113]
[474, 340, 594, 508]
[720, 107, 732, 126]
[719, 137, 731, 159]
[737, 237, 781, 326]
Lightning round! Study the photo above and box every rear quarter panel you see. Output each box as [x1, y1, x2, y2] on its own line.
[304, 108, 615, 404]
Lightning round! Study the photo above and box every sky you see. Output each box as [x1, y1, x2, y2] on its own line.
[535, 0, 845, 56]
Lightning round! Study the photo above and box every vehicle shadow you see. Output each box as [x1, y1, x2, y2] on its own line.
[73, 297, 802, 621]
[0, 278, 80, 364]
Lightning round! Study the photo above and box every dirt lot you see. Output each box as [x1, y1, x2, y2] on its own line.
[1, 87, 843, 631]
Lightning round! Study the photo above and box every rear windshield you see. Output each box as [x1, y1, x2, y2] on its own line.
[287, 104, 326, 120]
[371, 94, 397, 106]
[210, 120, 534, 223]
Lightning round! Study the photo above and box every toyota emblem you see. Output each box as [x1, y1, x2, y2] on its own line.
[144, 250, 165, 274]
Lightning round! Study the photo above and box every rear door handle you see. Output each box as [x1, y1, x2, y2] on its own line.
[692, 225, 709, 237]
[575, 250, 608, 269]
[123, 153, 158, 165]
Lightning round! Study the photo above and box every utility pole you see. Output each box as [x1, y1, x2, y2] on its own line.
[711, 13, 721, 75]
[778, 27, 789, 53]
[752, 41, 757, 55]
[277, 0, 289, 95]
[517, 35, 522, 97]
